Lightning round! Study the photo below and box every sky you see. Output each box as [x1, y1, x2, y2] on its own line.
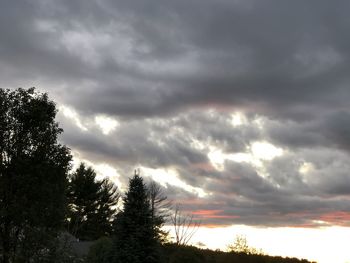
[1, 0, 350, 262]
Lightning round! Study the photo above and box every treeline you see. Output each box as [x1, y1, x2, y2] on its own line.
[162, 244, 313, 263]
[0, 88, 313, 263]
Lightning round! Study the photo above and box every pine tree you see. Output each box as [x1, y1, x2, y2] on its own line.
[112, 174, 161, 263]
[94, 179, 120, 237]
[67, 163, 119, 241]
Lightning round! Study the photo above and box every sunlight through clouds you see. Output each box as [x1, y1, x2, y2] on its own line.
[250, 141, 283, 161]
[70, 151, 122, 188]
[231, 111, 247, 126]
[95, 115, 119, 135]
[94, 163, 122, 187]
[207, 149, 226, 171]
[208, 141, 283, 172]
[140, 167, 208, 197]
[60, 105, 88, 131]
[299, 162, 315, 175]
[299, 162, 315, 184]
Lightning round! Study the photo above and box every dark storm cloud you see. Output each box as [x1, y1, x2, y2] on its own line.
[265, 111, 350, 152]
[2, 0, 350, 227]
[2, 0, 350, 118]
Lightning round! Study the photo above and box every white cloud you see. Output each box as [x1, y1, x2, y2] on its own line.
[95, 115, 119, 135]
[59, 105, 88, 131]
[94, 163, 122, 187]
[231, 111, 247, 126]
[141, 166, 208, 197]
[250, 141, 283, 161]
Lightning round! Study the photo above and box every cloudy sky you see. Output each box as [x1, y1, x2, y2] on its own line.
[2, 0, 350, 262]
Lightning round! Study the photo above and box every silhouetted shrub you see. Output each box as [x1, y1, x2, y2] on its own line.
[86, 237, 113, 263]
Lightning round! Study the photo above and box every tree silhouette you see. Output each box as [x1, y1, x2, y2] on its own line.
[227, 235, 264, 255]
[171, 204, 200, 246]
[66, 163, 119, 241]
[148, 181, 171, 243]
[112, 173, 161, 263]
[0, 88, 71, 262]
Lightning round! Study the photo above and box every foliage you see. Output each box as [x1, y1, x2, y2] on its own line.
[66, 163, 120, 241]
[112, 174, 162, 263]
[227, 234, 264, 255]
[163, 244, 204, 263]
[0, 88, 71, 262]
[86, 237, 113, 263]
[162, 243, 313, 263]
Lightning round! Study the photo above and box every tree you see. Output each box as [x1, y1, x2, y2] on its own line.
[112, 174, 161, 263]
[148, 181, 172, 243]
[66, 163, 119, 241]
[86, 237, 113, 263]
[0, 88, 72, 262]
[171, 204, 200, 246]
[227, 235, 264, 255]
[96, 178, 120, 237]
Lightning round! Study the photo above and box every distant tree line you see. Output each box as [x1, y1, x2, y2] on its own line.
[0, 88, 314, 263]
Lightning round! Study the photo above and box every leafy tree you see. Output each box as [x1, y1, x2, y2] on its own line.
[227, 235, 264, 255]
[112, 174, 161, 263]
[66, 163, 120, 241]
[0, 88, 72, 262]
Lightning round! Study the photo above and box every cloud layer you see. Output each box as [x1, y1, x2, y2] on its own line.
[2, 0, 350, 227]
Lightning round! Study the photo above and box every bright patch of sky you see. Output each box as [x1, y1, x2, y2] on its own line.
[299, 162, 315, 175]
[208, 141, 284, 171]
[94, 163, 121, 185]
[95, 115, 119, 135]
[60, 105, 120, 135]
[60, 105, 88, 131]
[174, 225, 350, 263]
[250, 141, 283, 161]
[231, 111, 247, 126]
[140, 167, 208, 198]
[70, 151, 122, 188]
[299, 162, 315, 184]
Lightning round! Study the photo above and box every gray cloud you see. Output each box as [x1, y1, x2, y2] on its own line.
[56, 108, 350, 227]
[2, 0, 350, 118]
[2, 0, 350, 227]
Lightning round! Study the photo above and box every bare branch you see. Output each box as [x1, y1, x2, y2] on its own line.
[170, 204, 200, 246]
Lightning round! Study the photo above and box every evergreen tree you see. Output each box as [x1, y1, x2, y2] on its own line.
[0, 88, 72, 262]
[67, 163, 119, 241]
[94, 179, 120, 237]
[112, 174, 161, 263]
